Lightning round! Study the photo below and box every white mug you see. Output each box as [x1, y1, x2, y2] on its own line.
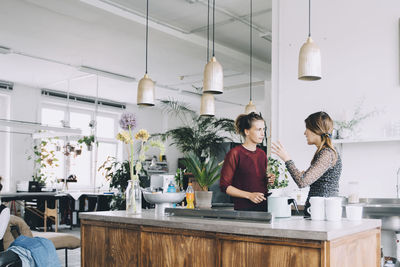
[346, 205, 363, 221]
[325, 197, 342, 221]
[307, 197, 325, 220]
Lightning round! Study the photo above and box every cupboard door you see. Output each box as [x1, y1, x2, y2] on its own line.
[141, 231, 217, 267]
[220, 240, 321, 267]
[81, 224, 107, 267]
[81, 222, 139, 267]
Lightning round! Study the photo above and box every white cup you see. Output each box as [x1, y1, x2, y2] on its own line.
[308, 197, 325, 220]
[325, 197, 342, 221]
[346, 205, 363, 221]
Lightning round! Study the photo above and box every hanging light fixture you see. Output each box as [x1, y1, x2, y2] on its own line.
[200, 93, 215, 116]
[298, 0, 321, 81]
[203, 0, 223, 94]
[137, 0, 155, 106]
[200, 0, 215, 116]
[244, 0, 257, 114]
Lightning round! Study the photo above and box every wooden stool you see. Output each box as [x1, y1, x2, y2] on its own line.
[44, 199, 58, 232]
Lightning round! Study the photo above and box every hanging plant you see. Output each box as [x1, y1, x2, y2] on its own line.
[78, 135, 97, 151]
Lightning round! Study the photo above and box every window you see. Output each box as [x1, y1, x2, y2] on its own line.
[40, 103, 121, 190]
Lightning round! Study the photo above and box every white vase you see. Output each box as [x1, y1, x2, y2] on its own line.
[195, 191, 213, 209]
[269, 188, 283, 197]
[339, 128, 353, 139]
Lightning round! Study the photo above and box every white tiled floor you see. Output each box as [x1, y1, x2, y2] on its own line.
[55, 227, 81, 267]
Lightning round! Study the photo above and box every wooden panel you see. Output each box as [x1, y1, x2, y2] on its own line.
[81, 224, 107, 267]
[220, 240, 321, 267]
[106, 227, 139, 266]
[328, 228, 380, 267]
[81, 220, 139, 267]
[141, 231, 217, 267]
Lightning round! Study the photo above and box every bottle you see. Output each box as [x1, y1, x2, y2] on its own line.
[167, 181, 176, 193]
[167, 181, 177, 208]
[186, 183, 195, 209]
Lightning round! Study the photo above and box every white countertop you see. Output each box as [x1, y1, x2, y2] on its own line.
[79, 209, 381, 241]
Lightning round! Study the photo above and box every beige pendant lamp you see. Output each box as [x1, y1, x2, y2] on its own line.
[137, 0, 155, 106]
[200, 0, 215, 116]
[203, 0, 223, 94]
[200, 93, 215, 116]
[244, 0, 257, 114]
[298, 0, 321, 81]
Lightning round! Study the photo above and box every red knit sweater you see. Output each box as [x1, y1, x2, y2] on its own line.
[220, 145, 268, 211]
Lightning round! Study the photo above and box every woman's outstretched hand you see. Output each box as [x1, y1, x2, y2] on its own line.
[271, 141, 291, 162]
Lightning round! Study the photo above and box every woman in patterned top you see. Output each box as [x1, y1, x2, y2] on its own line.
[271, 111, 342, 217]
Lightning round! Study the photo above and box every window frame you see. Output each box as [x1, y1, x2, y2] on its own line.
[40, 99, 122, 190]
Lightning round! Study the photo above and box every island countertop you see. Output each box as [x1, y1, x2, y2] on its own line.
[79, 209, 380, 241]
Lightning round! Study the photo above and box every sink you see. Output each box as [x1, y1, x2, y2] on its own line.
[357, 198, 400, 231]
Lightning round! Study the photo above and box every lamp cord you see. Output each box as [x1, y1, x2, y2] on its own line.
[145, 0, 149, 74]
[308, 0, 311, 37]
[212, 0, 215, 57]
[249, 0, 253, 101]
[207, 0, 210, 62]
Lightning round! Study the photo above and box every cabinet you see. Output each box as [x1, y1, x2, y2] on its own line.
[81, 219, 380, 267]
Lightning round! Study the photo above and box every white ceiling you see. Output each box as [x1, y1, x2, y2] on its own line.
[0, 0, 272, 109]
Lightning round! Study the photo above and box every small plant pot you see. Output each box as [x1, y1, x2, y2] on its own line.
[86, 144, 92, 151]
[269, 188, 284, 197]
[195, 191, 213, 209]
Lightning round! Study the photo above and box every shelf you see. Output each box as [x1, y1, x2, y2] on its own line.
[332, 136, 400, 144]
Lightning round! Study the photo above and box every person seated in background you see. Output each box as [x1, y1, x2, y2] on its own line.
[0, 177, 61, 267]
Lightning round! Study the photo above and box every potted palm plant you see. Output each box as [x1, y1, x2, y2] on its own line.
[155, 99, 236, 161]
[184, 152, 222, 208]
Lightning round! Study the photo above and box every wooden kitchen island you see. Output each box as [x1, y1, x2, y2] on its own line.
[80, 210, 381, 267]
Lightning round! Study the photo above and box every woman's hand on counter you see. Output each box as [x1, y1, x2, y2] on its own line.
[226, 186, 266, 204]
[246, 192, 266, 204]
[271, 141, 291, 162]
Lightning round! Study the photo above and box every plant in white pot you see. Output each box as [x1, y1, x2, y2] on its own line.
[267, 156, 289, 196]
[184, 153, 222, 209]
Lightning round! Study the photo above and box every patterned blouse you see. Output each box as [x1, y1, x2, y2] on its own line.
[285, 147, 342, 214]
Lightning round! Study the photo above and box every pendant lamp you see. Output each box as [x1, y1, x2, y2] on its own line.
[200, 0, 215, 116]
[137, 0, 155, 106]
[200, 93, 215, 116]
[298, 0, 321, 81]
[203, 0, 223, 94]
[244, 0, 257, 114]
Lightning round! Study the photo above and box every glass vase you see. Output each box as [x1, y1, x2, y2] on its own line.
[126, 179, 142, 214]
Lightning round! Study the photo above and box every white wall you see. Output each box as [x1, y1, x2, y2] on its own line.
[0, 93, 11, 192]
[273, 0, 400, 198]
[9, 84, 40, 192]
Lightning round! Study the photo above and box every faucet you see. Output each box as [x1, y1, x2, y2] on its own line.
[397, 167, 400, 198]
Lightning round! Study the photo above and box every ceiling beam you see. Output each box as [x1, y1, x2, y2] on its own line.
[79, 0, 270, 78]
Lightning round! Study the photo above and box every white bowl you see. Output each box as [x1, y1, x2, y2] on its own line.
[142, 191, 186, 204]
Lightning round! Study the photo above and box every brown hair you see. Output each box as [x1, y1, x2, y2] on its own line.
[235, 112, 264, 137]
[305, 111, 337, 162]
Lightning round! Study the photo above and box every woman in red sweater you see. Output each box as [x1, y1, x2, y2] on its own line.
[220, 112, 275, 211]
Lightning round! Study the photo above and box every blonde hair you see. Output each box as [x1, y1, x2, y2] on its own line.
[305, 112, 337, 163]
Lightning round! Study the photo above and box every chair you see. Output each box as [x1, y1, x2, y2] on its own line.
[3, 215, 80, 266]
[44, 199, 59, 232]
